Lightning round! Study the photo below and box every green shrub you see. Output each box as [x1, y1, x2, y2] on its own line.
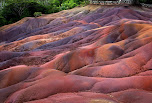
[34, 12, 42, 17]
[51, 0, 61, 6]
[68, 0, 78, 9]
[60, 3, 70, 10]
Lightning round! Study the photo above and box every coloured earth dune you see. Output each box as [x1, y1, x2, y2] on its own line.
[0, 5, 152, 103]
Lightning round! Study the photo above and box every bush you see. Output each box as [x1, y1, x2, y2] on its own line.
[60, 3, 70, 10]
[34, 12, 42, 17]
[51, 0, 61, 6]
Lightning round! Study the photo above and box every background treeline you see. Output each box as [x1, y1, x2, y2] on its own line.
[0, 0, 152, 27]
[139, 0, 152, 4]
[0, 0, 87, 27]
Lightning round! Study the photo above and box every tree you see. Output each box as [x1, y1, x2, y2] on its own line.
[58, 0, 63, 6]
[132, 0, 140, 5]
[13, 3, 29, 17]
[2, 2, 47, 24]
[145, 0, 152, 4]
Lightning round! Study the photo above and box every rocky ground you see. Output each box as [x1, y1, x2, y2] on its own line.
[0, 5, 152, 103]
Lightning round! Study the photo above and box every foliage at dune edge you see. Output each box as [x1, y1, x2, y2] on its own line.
[0, 0, 86, 27]
[0, 5, 152, 103]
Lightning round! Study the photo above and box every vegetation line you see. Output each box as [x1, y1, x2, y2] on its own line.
[0, 0, 87, 27]
[0, 0, 151, 27]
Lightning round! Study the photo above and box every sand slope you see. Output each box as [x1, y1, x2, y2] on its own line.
[0, 5, 152, 103]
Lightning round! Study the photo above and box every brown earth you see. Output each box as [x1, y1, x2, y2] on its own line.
[0, 5, 152, 103]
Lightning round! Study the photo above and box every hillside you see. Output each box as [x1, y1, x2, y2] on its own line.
[0, 5, 152, 103]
